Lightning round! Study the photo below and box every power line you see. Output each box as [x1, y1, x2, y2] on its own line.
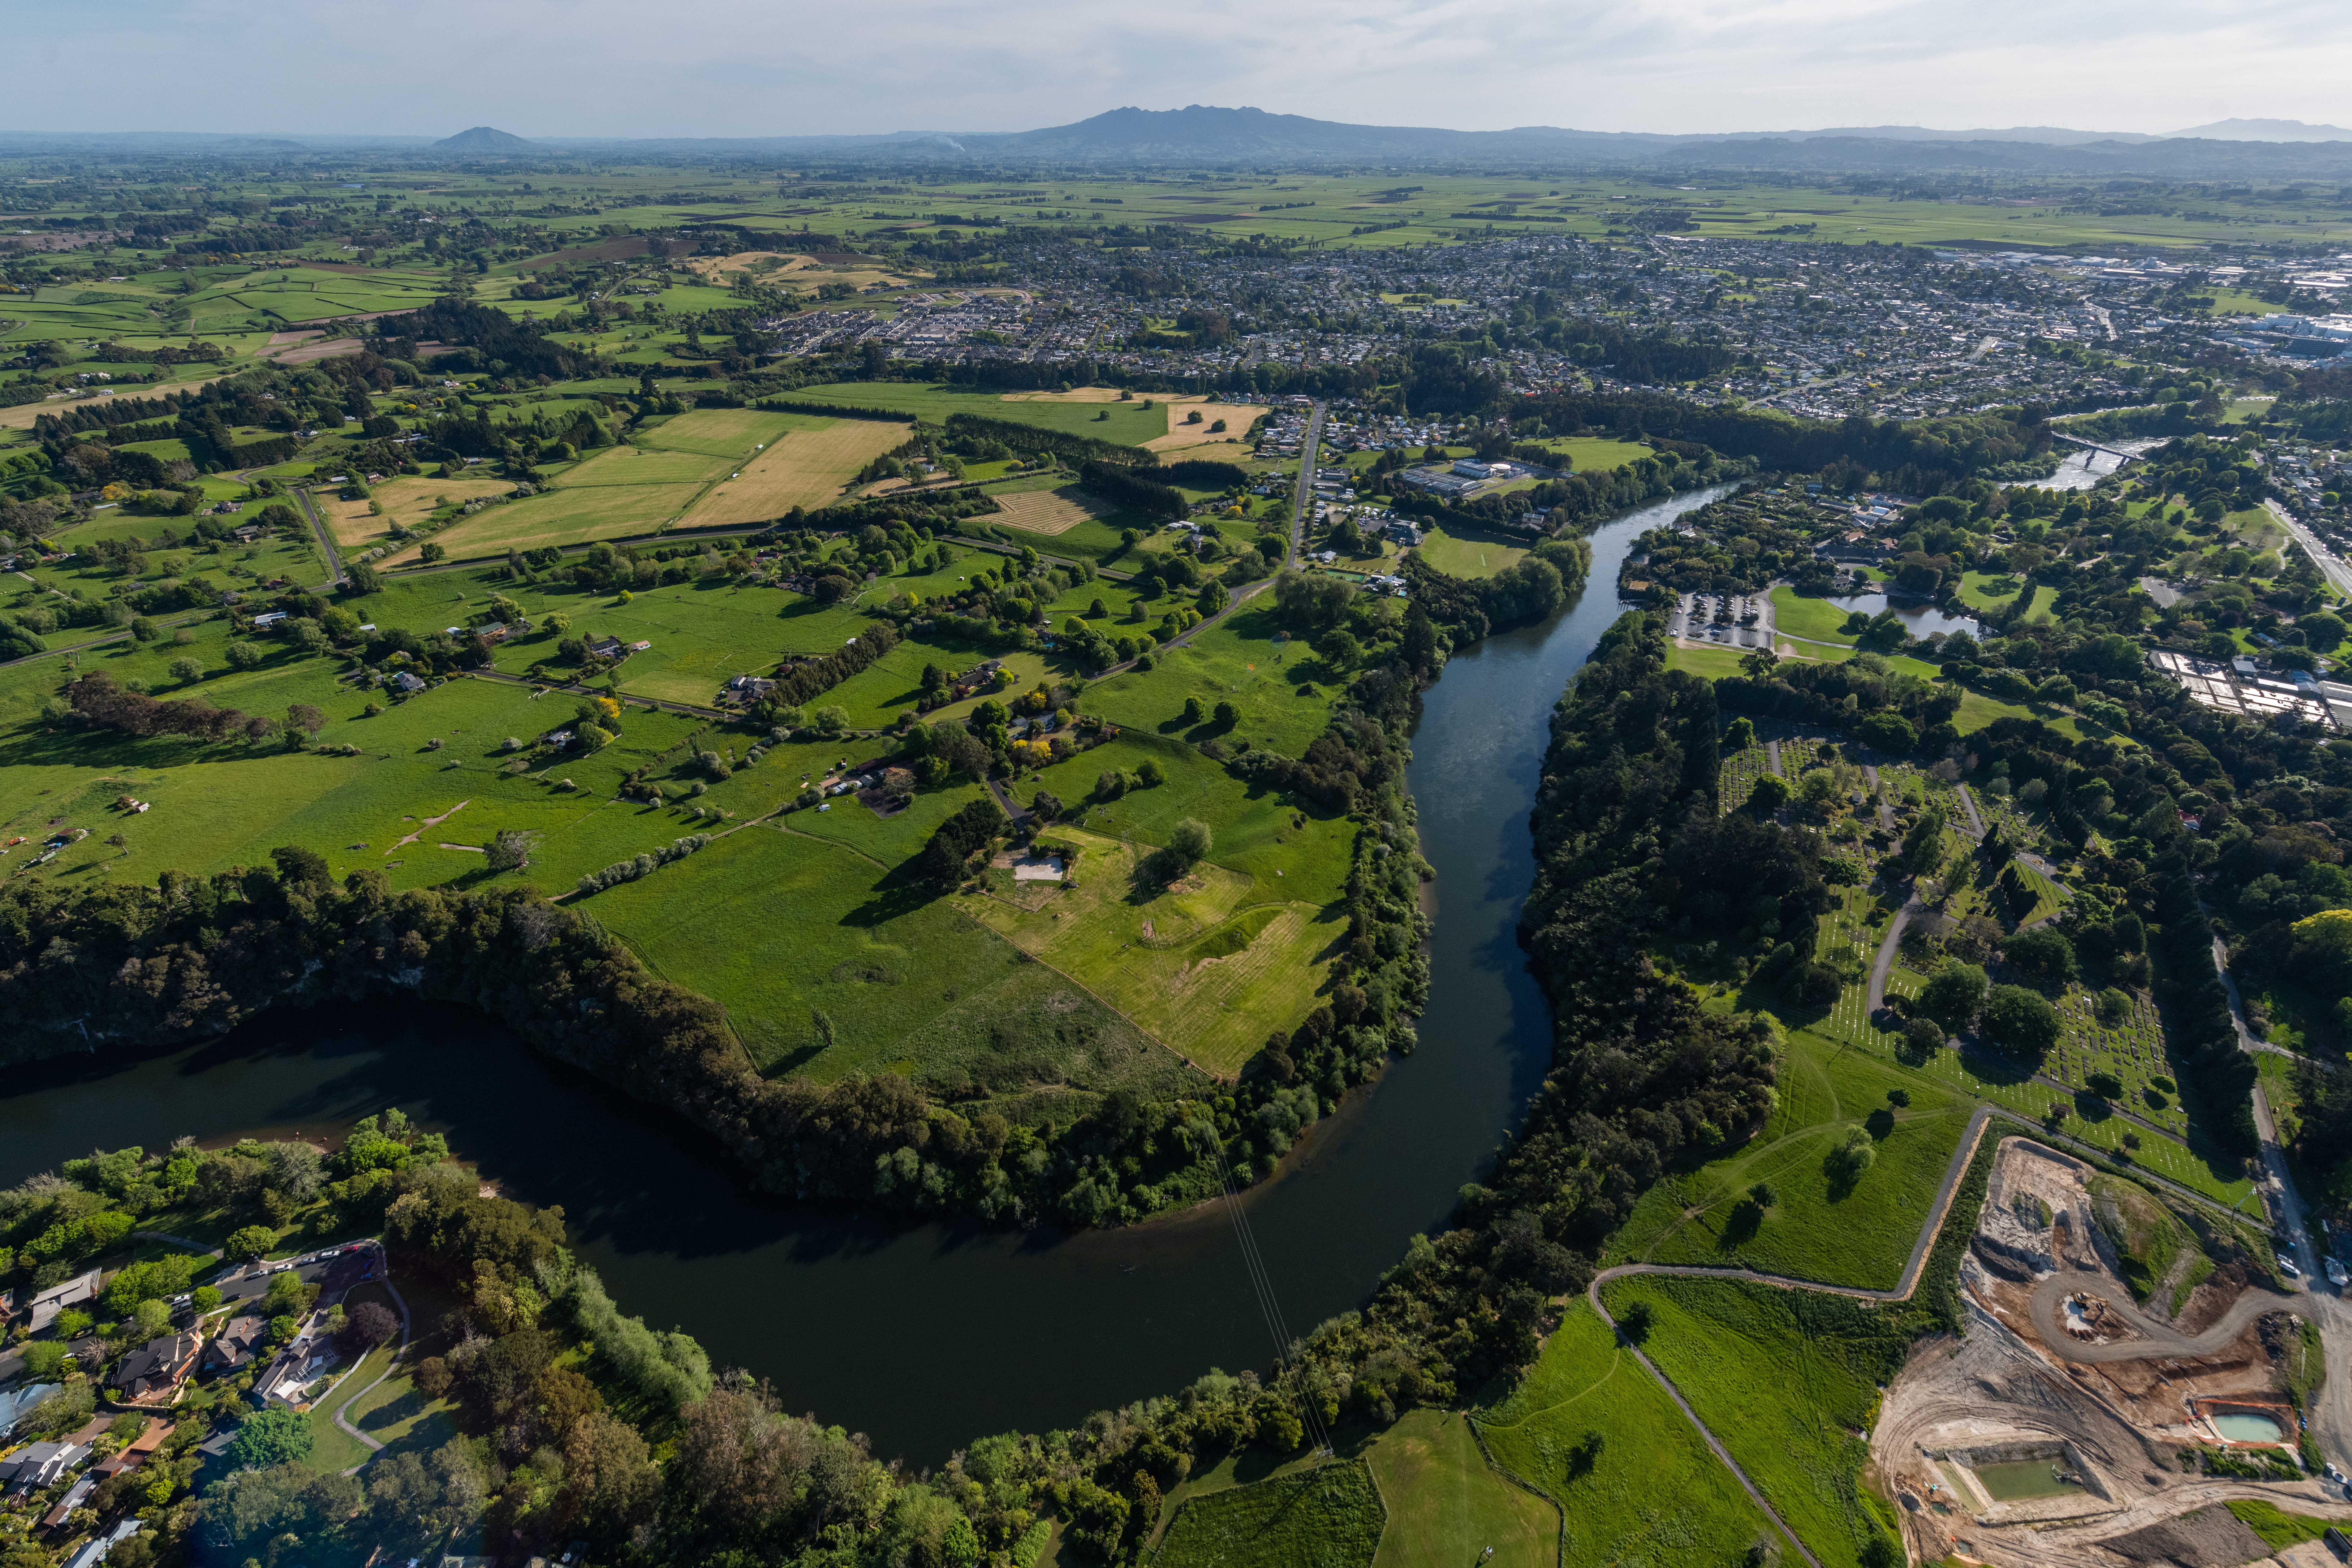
[1190, 1119, 1333, 1457]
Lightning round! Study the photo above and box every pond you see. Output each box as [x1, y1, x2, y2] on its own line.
[1826, 590, 1982, 640]
[1972, 1459, 2084, 1501]
[2210, 1410, 2287, 1444]
[0, 485, 1735, 1465]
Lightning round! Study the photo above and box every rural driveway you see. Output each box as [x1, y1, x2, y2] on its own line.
[292, 486, 347, 586]
[467, 667, 730, 723]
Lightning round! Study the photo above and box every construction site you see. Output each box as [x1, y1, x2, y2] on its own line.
[1874, 1138, 2352, 1567]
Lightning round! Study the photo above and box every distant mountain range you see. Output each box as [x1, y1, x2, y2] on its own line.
[9, 109, 2352, 175]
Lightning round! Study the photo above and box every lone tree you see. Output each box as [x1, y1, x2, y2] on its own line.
[342, 1299, 399, 1352]
[485, 829, 537, 872]
[1163, 819, 1213, 877]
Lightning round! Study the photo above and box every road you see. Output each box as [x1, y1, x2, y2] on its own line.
[2265, 498, 2352, 600]
[1286, 401, 1326, 566]
[2212, 932, 2320, 1280]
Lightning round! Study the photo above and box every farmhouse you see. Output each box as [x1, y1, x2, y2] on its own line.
[112, 1329, 202, 1405]
[587, 635, 627, 661]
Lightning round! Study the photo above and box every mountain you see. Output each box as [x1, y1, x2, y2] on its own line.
[2167, 118, 2352, 142]
[433, 126, 536, 153]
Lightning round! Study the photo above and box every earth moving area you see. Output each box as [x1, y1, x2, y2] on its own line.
[1874, 1137, 2352, 1567]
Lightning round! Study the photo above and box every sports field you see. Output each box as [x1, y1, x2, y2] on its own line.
[681, 419, 915, 527]
[1414, 523, 1528, 579]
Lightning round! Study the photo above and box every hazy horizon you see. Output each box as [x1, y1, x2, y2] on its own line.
[11, 0, 2348, 143]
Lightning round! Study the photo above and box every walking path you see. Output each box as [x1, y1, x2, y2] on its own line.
[132, 1230, 222, 1257]
[331, 1281, 412, 1476]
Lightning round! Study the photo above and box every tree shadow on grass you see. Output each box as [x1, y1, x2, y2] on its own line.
[843, 859, 941, 928]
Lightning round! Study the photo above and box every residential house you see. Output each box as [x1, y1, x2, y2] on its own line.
[41, 1474, 95, 1529]
[390, 671, 427, 694]
[28, 1269, 101, 1334]
[90, 1419, 170, 1482]
[62, 1519, 144, 1568]
[202, 1316, 266, 1376]
[112, 1330, 201, 1405]
[251, 610, 289, 629]
[0, 1440, 90, 1494]
[587, 635, 626, 661]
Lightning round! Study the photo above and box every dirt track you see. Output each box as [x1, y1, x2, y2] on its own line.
[2028, 1268, 2312, 1364]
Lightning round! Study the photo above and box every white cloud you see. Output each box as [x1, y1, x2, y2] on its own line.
[9, 0, 2350, 138]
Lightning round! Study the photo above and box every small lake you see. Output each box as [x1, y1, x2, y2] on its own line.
[1826, 591, 1981, 640]
[0, 484, 1736, 1465]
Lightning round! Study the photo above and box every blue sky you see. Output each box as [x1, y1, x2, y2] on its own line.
[6, 0, 2343, 138]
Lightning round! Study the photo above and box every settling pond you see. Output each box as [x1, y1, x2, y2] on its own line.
[0, 485, 1732, 1464]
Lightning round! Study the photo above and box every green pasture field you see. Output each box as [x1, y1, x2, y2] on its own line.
[1663, 642, 1754, 682]
[1532, 436, 1652, 472]
[1595, 1275, 1903, 1568]
[1475, 1301, 1775, 1567]
[1603, 1027, 1974, 1289]
[1027, 735, 1354, 905]
[1153, 1460, 1385, 1568]
[0, 618, 718, 896]
[1364, 1409, 1557, 1568]
[955, 824, 1338, 1077]
[382, 480, 708, 565]
[791, 382, 1170, 446]
[1414, 523, 1527, 579]
[589, 818, 1200, 1103]
[549, 445, 729, 488]
[1953, 570, 2040, 618]
[1081, 603, 1336, 759]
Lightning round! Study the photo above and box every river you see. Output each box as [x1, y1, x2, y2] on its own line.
[0, 485, 1730, 1464]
